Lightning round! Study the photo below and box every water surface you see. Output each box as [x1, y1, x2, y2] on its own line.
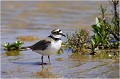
[1, 1, 119, 78]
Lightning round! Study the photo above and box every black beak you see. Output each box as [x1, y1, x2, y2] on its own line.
[60, 33, 66, 37]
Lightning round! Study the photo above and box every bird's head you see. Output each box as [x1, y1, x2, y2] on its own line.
[51, 29, 66, 38]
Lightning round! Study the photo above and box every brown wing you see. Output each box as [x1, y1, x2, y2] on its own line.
[29, 40, 51, 51]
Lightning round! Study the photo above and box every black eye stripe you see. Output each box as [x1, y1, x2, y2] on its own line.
[53, 32, 59, 34]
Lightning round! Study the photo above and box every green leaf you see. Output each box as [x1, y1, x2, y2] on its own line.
[96, 17, 101, 27]
[95, 34, 100, 43]
[91, 37, 95, 45]
[92, 24, 99, 33]
[96, 17, 99, 25]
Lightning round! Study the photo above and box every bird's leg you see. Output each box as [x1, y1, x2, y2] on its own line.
[48, 55, 51, 64]
[41, 55, 44, 64]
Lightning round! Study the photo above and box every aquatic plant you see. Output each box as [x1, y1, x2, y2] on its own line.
[2, 41, 23, 51]
[108, 0, 119, 41]
[99, 0, 119, 41]
[91, 0, 120, 54]
[56, 48, 64, 56]
[109, 41, 120, 49]
[91, 17, 109, 53]
[65, 29, 89, 53]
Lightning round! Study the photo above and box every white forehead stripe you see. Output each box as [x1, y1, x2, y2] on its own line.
[54, 29, 62, 32]
[55, 29, 60, 31]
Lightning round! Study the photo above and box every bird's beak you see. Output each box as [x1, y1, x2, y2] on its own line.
[60, 33, 66, 37]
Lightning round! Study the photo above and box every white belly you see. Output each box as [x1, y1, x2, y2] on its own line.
[34, 40, 62, 55]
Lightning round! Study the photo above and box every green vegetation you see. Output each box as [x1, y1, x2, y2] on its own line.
[91, 0, 119, 53]
[56, 48, 64, 56]
[65, 0, 119, 55]
[2, 41, 23, 51]
[65, 29, 89, 53]
[91, 17, 109, 53]
[108, 0, 119, 41]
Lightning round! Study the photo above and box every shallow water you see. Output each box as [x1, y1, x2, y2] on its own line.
[1, 1, 119, 78]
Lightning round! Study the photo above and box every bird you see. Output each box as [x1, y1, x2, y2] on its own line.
[21, 29, 66, 65]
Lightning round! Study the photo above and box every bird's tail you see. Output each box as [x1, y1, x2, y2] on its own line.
[20, 46, 31, 50]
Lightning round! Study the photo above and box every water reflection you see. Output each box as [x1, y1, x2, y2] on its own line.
[69, 49, 119, 62]
[2, 49, 119, 78]
[69, 52, 92, 62]
[92, 50, 119, 59]
[5, 51, 20, 56]
[12, 62, 47, 65]
[35, 66, 63, 78]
